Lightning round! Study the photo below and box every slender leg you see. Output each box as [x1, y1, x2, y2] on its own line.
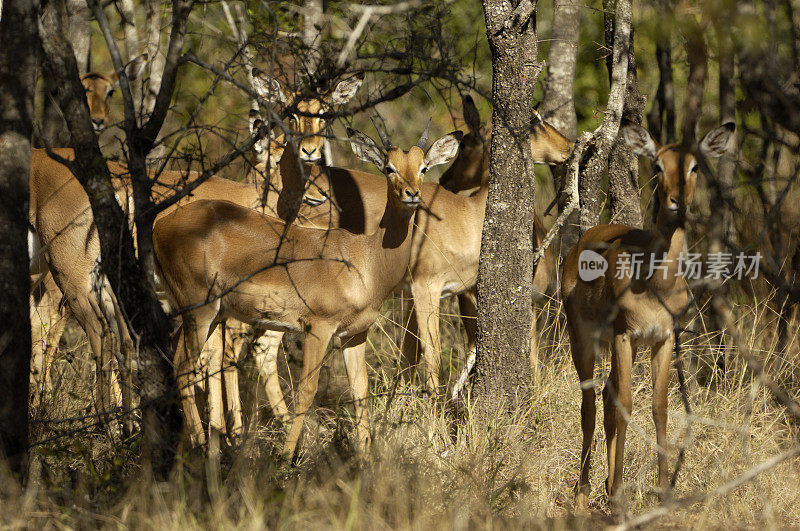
[342, 331, 370, 455]
[410, 282, 443, 395]
[206, 323, 226, 439]
[400, 298, 421, 381]
[284, 323, 335, 460]
[176, 305, 218, 447]
[253, 330, 289, 420]
[529, 304, 540, 383]
[604, 332, 633, 499]
[458, 290, 478, 355]
[223, 321, 244, 442]
[567, 313, 597, 509]
[651, 333, 673, 496]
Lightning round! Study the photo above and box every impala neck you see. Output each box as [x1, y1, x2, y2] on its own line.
[650, 211, 686, 286]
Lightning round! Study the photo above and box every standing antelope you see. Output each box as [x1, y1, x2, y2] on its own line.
[153, 126, 462, 456]
[29, 55, 148, 417]
[28, 69, 362, 432]
[403, 95, 571, 391]
[252, 96, 573, 420]
[562, 121, 736, 506]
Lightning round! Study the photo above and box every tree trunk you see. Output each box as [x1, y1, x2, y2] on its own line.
[471, 0, 538, 415]
[604, 0, 644, 228]
[578, 0, 632, 233]
[0, 0, 37, 478]
[542, 0, 581, 257]
[39, 0, 181, 478]
[67, 0, 92, 72]
[681, 21, 707, 146]
[646, 0, 675, 145]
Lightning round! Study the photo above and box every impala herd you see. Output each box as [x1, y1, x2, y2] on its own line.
[27, 57, 736, 506]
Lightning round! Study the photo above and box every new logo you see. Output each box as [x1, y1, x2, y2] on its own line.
[578, 250, 608, 282]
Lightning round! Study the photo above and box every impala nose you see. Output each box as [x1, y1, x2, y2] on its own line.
[668, 196, 680, 211]
[403, 189, 420, 205]
[92, 118, 105, 132]
[301, 147, 317, 159]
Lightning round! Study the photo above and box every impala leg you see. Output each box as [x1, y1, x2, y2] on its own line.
[604, 332, 633, 499]
[176, 306, 217, 448]
[284, 324, 335, 460]
[400, 298, 421, 380]
[529, 304, 540, 383]
[410, 282, 442, 395]
[652, 333, 673, 496]
[568, 316, 597, 507]
[342, 331, 370, 456]
[253, 330, 289, 421]
[206, 323, 226, 444]
[222, 322, 244, 442]
[458, 290, 478, 356]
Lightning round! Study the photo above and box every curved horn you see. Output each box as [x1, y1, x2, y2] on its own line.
[370, 115, 393, 149]
[417, 118, 431, 150]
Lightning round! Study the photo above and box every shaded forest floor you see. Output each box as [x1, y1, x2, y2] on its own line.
[3, 292, 800, 529]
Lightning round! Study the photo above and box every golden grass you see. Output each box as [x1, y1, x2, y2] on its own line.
[4, 291, 800, 529]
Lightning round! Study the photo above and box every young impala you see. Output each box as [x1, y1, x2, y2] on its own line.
[562, 121, 736, 506]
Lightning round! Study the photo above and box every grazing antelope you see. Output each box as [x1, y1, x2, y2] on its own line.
[562, 121, 736, 506]
[153, 126, 462, 456]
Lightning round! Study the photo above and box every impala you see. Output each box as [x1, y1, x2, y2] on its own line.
[253, 96, 573, 416]
[562, 121, 736, 506]
[407, 95, 567, 387]
[28, 70, 363, 431]
[29, 55, 148, 416]
[153, 126, 462, 456]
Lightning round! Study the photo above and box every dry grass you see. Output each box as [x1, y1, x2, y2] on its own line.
[3, 290, 800, 529]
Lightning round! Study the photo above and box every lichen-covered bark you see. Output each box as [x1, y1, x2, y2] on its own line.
[471, 0, 538, 415]
[604, 0, 643, 228]
[543, 0, 581, 256]
[0, 0, 37, 477]
[577, 0, 631, 233]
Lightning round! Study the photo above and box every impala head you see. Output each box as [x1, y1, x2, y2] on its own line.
[622, 121, 736, 223]
[248, 109, 285, 170]
[439, 95, 573, 192]
[251, 69, 364, 162]
[347, 122, 463, 210]
[81, 54, 147, 132]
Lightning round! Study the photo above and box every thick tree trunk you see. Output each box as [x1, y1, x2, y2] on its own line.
[604, 0, 643, 228]
[39, 0, 181, 478]
[542, 0, 581, 257]
[0, 0, 37, 478]
[471, 0, 538, 415]
[67, 0, 92, 72]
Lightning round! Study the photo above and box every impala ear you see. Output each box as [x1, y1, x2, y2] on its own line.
[251, 67, 288, 105]
[329, 71, 364, 105]
[347, 127, 385, 170]
[424, 130, 464, 168]
[699, 122, 736, 158]
[462, 94, 481, 134]
[620, 123, 658, 160]
[110, 53, 148, 90]
[125, 54, 148, 82]
[248, 109, 263, 134]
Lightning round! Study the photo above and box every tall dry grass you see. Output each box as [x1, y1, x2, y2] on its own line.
[4, 286, 800, 528]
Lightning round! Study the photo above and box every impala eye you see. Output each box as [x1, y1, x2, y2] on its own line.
[386, 165, 397, 174]
[420, 167, 428, 174]
[106, 89, 115, 98]
[688, 161, 698, 174]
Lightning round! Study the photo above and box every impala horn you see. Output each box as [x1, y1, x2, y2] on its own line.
[417, 118, 431, 149]
[370, 115, 393, 150]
